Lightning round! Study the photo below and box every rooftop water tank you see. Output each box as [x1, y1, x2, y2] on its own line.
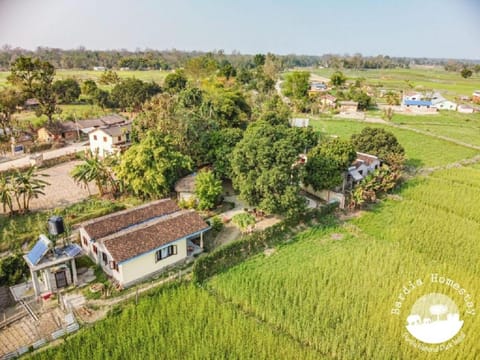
[48, 216, 65, 236]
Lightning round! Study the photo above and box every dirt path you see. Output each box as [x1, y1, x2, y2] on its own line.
[0, 161, 98, 214]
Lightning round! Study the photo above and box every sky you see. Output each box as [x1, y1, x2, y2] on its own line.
[0, 0, 479, 59]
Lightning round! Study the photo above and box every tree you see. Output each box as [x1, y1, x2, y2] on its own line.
[116, 131, 192, 198]
[0, 173, 13, 214]
[184, 55, 218, 82]
[206, 128, 244, 179]
[91, 88, 111, 109]
[0, 88, 23, 138]
[330, 71, 347, 87]
[460, 68, 473, 79]
[98, 70, 120, 85]
[11, 167, 49, 213]
[53, 78, 81, 103]
[257, 95, 291, 126]
[218, 60, 237, 80]
[253, 54, 266, 67]
[163, 70, 188, 94]
[351, 127, 405, 160]
[71, 151, 111, 196]
[81, 79, 98, 97]
[8, 56, 59, 124]
[0, 254, 29, 286]
[304, 138, 356, 191]
[111, 78, 162, 112]
[231, 213, 256, 233]
[383, 107, 394, 122]
[195, 170, 223, 210]
[282, 71, 310, 100]
[384, 91, 400, 106]
[231, 121, 307, 216]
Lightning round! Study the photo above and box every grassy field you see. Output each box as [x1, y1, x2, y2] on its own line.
[310, 118, 479, 168]
[32, 283, 320, 360]
[0, 196, 143, 252]
[208, 166, 480, 359]
[34, 165, 480, 359]
[309, 67, 480, 100]
[0, 69, 169, 90]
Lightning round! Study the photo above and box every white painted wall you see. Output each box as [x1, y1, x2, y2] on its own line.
[119, 238, 188, 286]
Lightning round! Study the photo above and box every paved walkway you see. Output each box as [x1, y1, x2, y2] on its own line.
[0, 143, 89, 172]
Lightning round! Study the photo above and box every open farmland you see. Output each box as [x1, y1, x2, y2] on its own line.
[32, 165, 480, 359]
[310, 118, 479, 168]
[0, 69, 169, 90]
[208, 166, 480, 359]
[309, 67, 480, 100]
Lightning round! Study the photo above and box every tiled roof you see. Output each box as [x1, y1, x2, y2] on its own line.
[356, 152, 379, 166]
[81, 199, 179, 240]
[101, 123, 132, 137]
[101, 210, 209, 263]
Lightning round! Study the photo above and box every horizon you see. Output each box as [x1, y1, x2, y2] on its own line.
[0, 0, 479, 60]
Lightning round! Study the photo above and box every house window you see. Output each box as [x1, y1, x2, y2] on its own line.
[156, 244, 177, 262]
[102, 252, 108, 265]
[93, 135, 97, 141]
[103, 136, 107, 142]
[125, 132, 131, 142]
[82, 236, 88, 247]
[92, 244, 98, 255]
[118, 136, 122, 141]
[109, 260, 118, 271]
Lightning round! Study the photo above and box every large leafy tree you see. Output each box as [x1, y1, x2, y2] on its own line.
[111, 78, 162, 112]
[231, 121, 307, 216]
[116, 131, 192, 199]
[8, 56, 59, 124]
[195, 170, 223, 210]
[282, 71, 310, 100]
[330, 71, 347, 87]
[206, 128, 244, 179]
[0, 88, 24, 138]
[304, 138, 356, 191]
[53, 78, 81, 103]
[351, 127, 405, 161]
[163, 70, 188, 94]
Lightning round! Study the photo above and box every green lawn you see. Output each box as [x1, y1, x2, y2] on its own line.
[311, 118, 479, 168]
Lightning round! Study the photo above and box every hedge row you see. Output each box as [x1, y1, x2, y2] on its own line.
[192, 203, 338, 284]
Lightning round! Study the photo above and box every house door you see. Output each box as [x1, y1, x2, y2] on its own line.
[55, 270, 68, 289]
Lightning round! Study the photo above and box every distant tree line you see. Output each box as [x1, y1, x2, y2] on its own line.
[1, 45, 477, 71]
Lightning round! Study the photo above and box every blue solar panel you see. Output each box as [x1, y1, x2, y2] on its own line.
[63, 244, 82, 257]
[27, 235, 52, 265]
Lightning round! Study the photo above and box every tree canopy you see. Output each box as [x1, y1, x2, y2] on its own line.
[304, 138, 356, 191]
[53, 78, 81, 103]
[330, 71, 347, 87]
[8, 56, 59, 123]
[116, 131, 192, 199]
[231, 121, 307, 216]
[282, 71, 310, 100]
[194, 170, 223, 210]
[351, 127, 405, 161]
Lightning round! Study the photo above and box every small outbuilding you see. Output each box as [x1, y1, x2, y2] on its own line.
[338, 101, 358, 113]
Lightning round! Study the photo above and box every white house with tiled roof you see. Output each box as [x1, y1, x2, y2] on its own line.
[88, 122, 132, 157]
[79, 199, 210, 287]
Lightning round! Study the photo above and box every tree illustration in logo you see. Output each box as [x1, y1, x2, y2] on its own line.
[429, 304, 448, 322]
